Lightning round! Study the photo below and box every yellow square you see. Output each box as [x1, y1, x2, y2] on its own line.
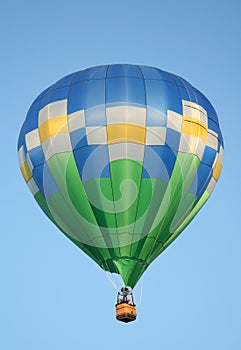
[182, 118, 207, 143]
[213, 160, 222, 181]
[39, 116, 69, 143]
[107, 124, 146, 144]
[20, 162, 32, 182]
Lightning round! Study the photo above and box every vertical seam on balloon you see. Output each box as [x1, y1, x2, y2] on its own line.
[65, 73, 109, 264]
[146, 154, 202, 264]
[135, 74, 186, 262]
[104, 64, 121, 260]
[104, 64, 120, 260]
[129, 65, 148, 263]
[129, 68, 174, 263]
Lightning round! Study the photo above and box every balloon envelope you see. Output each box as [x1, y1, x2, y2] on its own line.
[18, 64, 224, 287]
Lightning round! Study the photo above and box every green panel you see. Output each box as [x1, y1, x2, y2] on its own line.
[112, 258, 148, 288]
[46, 153, 115, 263]
[130, 178, 168, 258]
[163, 190, 210, 250]
[82, 178, 120, 257]
[109, 159, 143, 253]
[34, 190, 105, 266]
[133, 153, 200, 266]
[33, 151, 211, 289]
[34, 191, 56, 223]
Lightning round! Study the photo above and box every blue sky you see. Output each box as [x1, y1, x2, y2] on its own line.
[1, 0, 241, 349]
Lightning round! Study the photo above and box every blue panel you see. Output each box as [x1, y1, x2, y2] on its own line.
[142, 145, 176, 180]
[106, 77, 146, 107]
[24, 104, 39, 134]
[68, 79, 105, 114]
[32, 162, 59, 199]
[145, 80, 182, 125]
[48, 86, 70, 102]
[34, 86, 52, 103]
[107, 64, 143, 79]
[208, 119, 220, 135]
[43, 163, 60, 200]
[74, 145, 110, 182]
[85, 106, 106, 126]
[28, 145, 45, 167]
[177, 85, 190, 102]
[201, 146, 217, 167]
[70, 128, 88, 150]
[140, 66, 176, 83]
[18, 123, 27, 149]
[189, 162, 213, 198]
[101, 163, 111, 177]
[195, 90, 219, 124]
[146, 107, 166, 127]
[33, 164, 45, 196]
[165, 128, 180, 152]
[219, 132, 224, 147]
[175, 76, 198, 103]
[71, 66, 108, 83]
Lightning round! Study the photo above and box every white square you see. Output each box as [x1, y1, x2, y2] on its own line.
[38, 104, 49, 125]
[179, 134, 205, 160]
[18, 146, 25, 165]
[26, 152, 34, 172]
[167, 110, 182, 132]
[86, 126, 107, 144]
[182, 100, 208, 125]
[212, 152, 219, 169]
[206, 132, 218, 150]
[25, 128, 41, 151]
[106, 105, 146, 126]
[27, 177, 39, 195]
[208, 129, 218, 139]
[146, 127, 166, 145]
[49, 99, 67, 118]
[207, 177, 216, 194]
[218, 146, 224, 165]
[38, 100, 68, 126]
[108, 143, 144, 162]
[42, 134, 72, 161]
[68, 110, 85, 132]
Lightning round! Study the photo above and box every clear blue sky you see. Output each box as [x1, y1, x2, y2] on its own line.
[1, 1, 241, 349]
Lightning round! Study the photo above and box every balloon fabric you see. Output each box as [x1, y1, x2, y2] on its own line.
[18, 64, 224, 288]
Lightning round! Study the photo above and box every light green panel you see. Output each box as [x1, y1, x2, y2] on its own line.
[46, 153, 114, 263]
[131, 153, 200, 267]
[34, 190, 105, 266]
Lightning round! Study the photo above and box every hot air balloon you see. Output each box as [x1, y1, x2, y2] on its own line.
[18, 64, 224, 323]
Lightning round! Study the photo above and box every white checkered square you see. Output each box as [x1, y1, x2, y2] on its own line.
[18, 146, 26, 166]
[218, 145, 224, 165]
[207, 177, 216, 194]
[108, 143, 144, 162]
[146, 127, 166, 145]
[86, 126, 107, 145]
[68, 110, 85, 132]
[38, 99, 67, 125]
[212, 153, 219, 169]
[167, 110, 182, 132]
[106, 106, 146, 126]
[42, 133, 72, 161]
[179, 134, 205, 160]
[26, 152, 34, 172]
[25, 128, 41, 151]
[206, 132, 218, 150]
[27, 177, 39, 195]
[182, 100, 208, 126]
